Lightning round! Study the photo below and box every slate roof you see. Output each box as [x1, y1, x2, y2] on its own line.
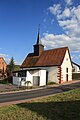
[21, 47, 69, 68]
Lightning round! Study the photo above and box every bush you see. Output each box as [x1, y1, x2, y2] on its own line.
[0, 79, 8, 84]
[0, 77, 12, 84]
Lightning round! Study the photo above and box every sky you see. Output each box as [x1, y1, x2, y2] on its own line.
[0, 0, 80, 65]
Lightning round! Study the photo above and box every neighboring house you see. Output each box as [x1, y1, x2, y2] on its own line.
[0, 57, 7, 79]
[72, 62, 80, 73]
[13, 30, 72, 86]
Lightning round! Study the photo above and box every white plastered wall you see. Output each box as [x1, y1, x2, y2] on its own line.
[46, 66, 59, 83]
[13, 69, 46, 86]
[13, 77, 26, 86]
[29, 70, 46, 86]
[40, 70, 46, 86]
[61, 50, 72, 82]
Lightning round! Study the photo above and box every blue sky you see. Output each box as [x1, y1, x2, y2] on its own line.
[0, 0, 80, 65]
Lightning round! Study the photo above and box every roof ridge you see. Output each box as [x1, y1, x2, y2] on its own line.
[44, 46, 68, 52]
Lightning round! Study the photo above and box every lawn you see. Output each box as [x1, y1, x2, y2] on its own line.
[0, 88, 80, 120]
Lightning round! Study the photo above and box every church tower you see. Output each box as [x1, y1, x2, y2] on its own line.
[34, 26, 44, 56]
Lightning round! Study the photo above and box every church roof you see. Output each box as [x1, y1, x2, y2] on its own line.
[21, 47, 69, 68]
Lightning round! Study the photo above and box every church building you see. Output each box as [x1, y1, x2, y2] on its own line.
[13, 29, 72, 86]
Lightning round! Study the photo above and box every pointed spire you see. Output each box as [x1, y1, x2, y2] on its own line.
[34, 25, 44, 56]
[36, 24, 42, 45]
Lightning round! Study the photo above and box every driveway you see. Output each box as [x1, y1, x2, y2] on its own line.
[0, 80, 80, 106]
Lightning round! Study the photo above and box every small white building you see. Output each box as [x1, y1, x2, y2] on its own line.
[13, 30, 72, 86]
[13, 69, 46, 86]
[72, 62, 80, 73]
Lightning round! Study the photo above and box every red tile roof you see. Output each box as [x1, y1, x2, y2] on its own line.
[21, 47, 69, 68]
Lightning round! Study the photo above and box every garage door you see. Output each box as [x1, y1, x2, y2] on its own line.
[33, 76, 40, 86]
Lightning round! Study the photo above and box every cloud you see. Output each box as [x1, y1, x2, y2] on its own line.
[6, 58, 20, 65]
[41, 33, 80, 51]
[14, 61, 21, 65]
[0, 53, 9, 63]
[0, 53, 8, 58]
[65, 0, 72, 5]
[57, 7, 71, 19]
[51, 19, 54, 24]
[0, 52, 20, 65]
[58, 6, 80, 36]
[42, 2, 80, 63]
[48, 4, 61, 15]
[42, 3, 80, 52]
[72, 5, 80, 21]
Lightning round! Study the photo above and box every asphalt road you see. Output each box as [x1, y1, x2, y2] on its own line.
[0, 81, 80, 105]
[0, 87, 62, 104]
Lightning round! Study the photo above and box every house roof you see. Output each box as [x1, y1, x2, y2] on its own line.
[21, 47, 69, 68]
[0, 57, 7, 65]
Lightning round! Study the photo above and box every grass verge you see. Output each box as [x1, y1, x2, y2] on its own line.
[0, 88, 80, 120]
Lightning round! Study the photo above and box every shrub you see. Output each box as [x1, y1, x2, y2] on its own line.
[0, 77, 12, 84]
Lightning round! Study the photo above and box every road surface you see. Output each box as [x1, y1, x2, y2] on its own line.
[0, 87, 62, 104]
[0, 80, 80, 105]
